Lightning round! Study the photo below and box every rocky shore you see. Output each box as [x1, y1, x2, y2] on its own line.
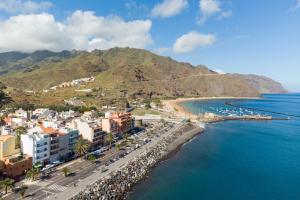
[70, 124, 203, 200]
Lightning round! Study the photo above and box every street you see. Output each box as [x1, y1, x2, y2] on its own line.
[4, 120, 178, 200]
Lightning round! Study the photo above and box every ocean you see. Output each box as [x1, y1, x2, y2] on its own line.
[129, 94, 300, 200]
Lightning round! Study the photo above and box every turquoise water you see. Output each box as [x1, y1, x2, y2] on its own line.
[129, 94, 300, 200]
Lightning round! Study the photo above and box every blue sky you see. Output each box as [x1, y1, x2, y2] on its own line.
[0, 0, 299, 91]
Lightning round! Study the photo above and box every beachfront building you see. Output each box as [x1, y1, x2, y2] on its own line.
[70, 119, 106, 150]
[58, 128, 80, 156]
[21, 128, 50, 164]
[40, 122, 79, 162]
[0, 135, 32, 178]
[102, 112, 134, 136]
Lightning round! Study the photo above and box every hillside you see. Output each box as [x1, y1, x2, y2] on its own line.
[233, 74, 288, 94]
[0, 48, 288, 105]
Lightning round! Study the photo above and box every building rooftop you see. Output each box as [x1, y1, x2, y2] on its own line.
[0, 135, 14, 142]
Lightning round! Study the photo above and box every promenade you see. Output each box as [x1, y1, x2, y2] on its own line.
[50, 121, 203, 200]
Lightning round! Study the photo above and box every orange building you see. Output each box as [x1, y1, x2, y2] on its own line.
[0, 135, 32, 178]
[1, 155, 32, 178]
[102, 112, 134, 135]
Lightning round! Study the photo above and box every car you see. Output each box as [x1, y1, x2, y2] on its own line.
[52, 161, 62, 166]
[101, 167, 108, 173]
[101, 147, 109, 152]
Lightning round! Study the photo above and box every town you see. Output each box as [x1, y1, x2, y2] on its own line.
[0, 102, 197, 199]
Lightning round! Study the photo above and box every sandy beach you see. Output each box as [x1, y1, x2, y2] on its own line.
[162, 96, 260, 120]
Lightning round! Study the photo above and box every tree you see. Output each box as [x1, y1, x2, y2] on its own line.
[74, 137, 90, 159]
[25, 167, 40, 181]
[0, 178, 15, 194]
[160, 119, 167, 126]
[87, 154, 96, 162]
[115, 143, 121, 151]
[0, 90, 12, 108]
[18, 185, 28, 199]
[61, 167, 71, 177]
[15, 126, 27, 148]
[124, 132, 130, 146]
[106, 133, 114, 149]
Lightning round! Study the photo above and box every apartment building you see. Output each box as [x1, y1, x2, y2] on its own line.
[70, 118, 106, 151]
[21, 128, 50, 164]
[0, 135, 32, 178]
[102, 112, 134, 136]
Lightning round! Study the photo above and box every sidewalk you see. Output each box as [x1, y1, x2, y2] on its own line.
[49, 121, 185, 200]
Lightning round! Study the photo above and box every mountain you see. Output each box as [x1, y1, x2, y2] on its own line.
[0, 48, 288, 104]
[233, 74, 288, 94]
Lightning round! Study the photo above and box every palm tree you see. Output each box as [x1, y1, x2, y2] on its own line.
[61, 167, 71, 177]
[106, 133, 114, 149]
[124, 132, 130, 146]
[0, 178, 15, 194]
[15, 126, 27, 148]
[115, 143, 121, 151]
[18, 185, 28, 199]
[74, 137, 90, 159]
[25, 167, 40, 181]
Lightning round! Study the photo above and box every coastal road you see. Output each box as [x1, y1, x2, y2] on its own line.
[4, 148, 125, 200]
[47, 121, 186, 200]
[4, 122, 174, 200]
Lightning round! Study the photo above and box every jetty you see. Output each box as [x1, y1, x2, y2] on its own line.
[198, 112, 289, 123]
[225, 101, 300, 119]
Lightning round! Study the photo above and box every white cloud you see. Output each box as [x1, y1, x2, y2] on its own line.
[151, 0, 188, 18]
[200, 0, 221, 16]
[173, 31, 216, 54]
[198, 0, 232, 24]
[213, 69, 226, 74]
[0, 0, 52, 14]
[0, 10, 153, 53]
[218, 10, 232, 19]
[290, 0, 300, 11]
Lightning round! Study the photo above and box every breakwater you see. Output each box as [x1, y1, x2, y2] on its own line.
[225, 101, 300, 118]
[70, 124, 203, 200]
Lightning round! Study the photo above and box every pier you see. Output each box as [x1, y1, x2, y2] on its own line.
[225, 101, 300, 119]
[198, 113, 289, 123]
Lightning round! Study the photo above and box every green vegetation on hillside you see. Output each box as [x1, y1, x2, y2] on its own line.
[0, 48, 287, 108]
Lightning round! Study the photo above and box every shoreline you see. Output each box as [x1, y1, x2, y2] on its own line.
[162, 96, 261, 120]
[126, 124, 204, 199]
[70, 123, 204, 200]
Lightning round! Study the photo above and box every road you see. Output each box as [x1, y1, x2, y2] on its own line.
[4, 121, 179, 200]
[48, 120, 185, 200]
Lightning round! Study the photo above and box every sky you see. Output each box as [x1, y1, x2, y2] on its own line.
[0, 0, 299, 92]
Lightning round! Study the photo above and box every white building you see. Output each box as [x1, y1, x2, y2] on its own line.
[42, 120, 62, 129]
[1, 125, 13, 135]
[20, 128, 50, 164]
[69, 118, 105, 150]
[14, 108, 30, 119]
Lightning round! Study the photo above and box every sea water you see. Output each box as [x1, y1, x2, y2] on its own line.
[129, 94, 300, 200]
